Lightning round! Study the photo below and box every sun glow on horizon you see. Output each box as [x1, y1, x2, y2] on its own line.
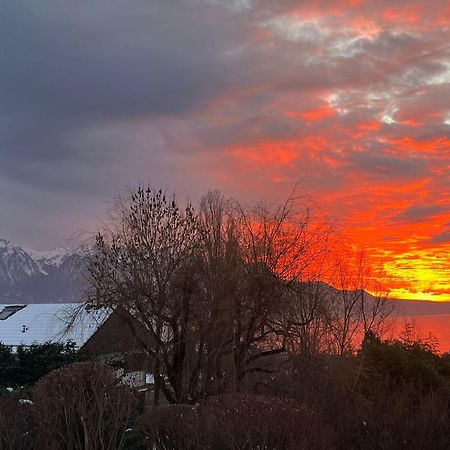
[382, 251, 450, 302]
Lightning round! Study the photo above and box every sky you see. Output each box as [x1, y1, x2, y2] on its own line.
[1, 0, 449, 301]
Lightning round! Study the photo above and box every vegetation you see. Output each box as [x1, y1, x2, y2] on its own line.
[0, 342, 448, 449]
[1, 186, 449, 448]
[0, 340, 81, 395]
[33, 362, 137, 450]
[87, 187, 392, 405]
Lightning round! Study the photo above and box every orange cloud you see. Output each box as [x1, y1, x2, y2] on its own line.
[168, 0, 450, 303]
[301, 106, 337, 121]
[387, 136, 450, 153]
[230, 142, 298, 166]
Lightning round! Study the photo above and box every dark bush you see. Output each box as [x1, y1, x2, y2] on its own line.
[354, 384, 450, 450]
[202, 394, 331, 450]
[0, 343, 16, 390]
[33, 361, 136, 450]
[239, 351, 450, 450]
[358, 333, 450, 399]
[15, 340, 82, 387]
[0, 395, 36, 450]
[138, 394, 332, 450]
[248, 354, 357, 443]
[138, 404, 200, 450]
[0, 340, 83, 390]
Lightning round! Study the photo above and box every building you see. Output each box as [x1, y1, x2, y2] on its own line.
[0, 303, 109, 348]
[0, 303, 153, 393]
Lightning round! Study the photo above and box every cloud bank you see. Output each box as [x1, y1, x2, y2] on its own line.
[0, 0, 449, 299]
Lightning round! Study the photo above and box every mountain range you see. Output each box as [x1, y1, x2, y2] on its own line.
[1, 238, 450, 318]
[0, 239, 87, 303]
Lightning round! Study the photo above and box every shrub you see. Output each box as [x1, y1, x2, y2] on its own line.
[138, 394, 332, 450]
[15, 340, 81, 387]
[0, 343, 15, 389]
[0, 395, 36, 450]
[138, 404, 200, 450]
[201, 394, 331, 450]
[33, 361, 136, 450]
[354, 384, 450, 450]
[0, 340, 83, 390]
[359, 333, 448, 395]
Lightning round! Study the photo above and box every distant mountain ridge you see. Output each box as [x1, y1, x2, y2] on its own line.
[0, 239, 87, 304]
[1, 238, 450, 316]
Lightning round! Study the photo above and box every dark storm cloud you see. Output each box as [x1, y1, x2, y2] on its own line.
[0, 1, 238, 119]
[0, 0, 248, 189]
[429, 230, 450, 244]
[348, 150, 428, 179]
[394, 205, 449, 222]
[0, 0, 255, 246]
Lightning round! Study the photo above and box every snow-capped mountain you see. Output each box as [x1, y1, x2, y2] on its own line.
[25, 247, 69, 273]
[0, 239, 87, 303]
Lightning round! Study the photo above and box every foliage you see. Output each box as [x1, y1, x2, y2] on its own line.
[138, 404, 200, 450]
[33, 361, 137, 450]
[0, 340, 82, 391]
[0, 342, 16, 390]
[0, 337, 449, 449]
[358, 330, 449, 393]
[0, 395, 36, 450]
[355, 383, 450, 450]
[138, 394, 332, 450]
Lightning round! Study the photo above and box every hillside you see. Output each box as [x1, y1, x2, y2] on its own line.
[0, 239, 87, 303]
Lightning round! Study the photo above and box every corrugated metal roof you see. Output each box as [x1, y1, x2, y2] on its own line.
[0, 303, 110, 348]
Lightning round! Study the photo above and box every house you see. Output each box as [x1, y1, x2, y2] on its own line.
[79, 305, 155, 393]
[0, 303, 154, 393]
[0, 303, 109, 348]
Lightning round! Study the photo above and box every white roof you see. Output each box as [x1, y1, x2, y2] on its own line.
[0, 303, 110, 348]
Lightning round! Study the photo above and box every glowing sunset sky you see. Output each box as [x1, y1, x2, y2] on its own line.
[0, 1, 449, 300]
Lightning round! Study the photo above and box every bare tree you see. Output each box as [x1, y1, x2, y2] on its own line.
[197, 191, 332, 389]
[86, 185, 393, 401]
[88, 187, 202, 403]
[282, 281, 332, 356]
[87, 186, 333, 400]
[324, 249, 394, 356]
